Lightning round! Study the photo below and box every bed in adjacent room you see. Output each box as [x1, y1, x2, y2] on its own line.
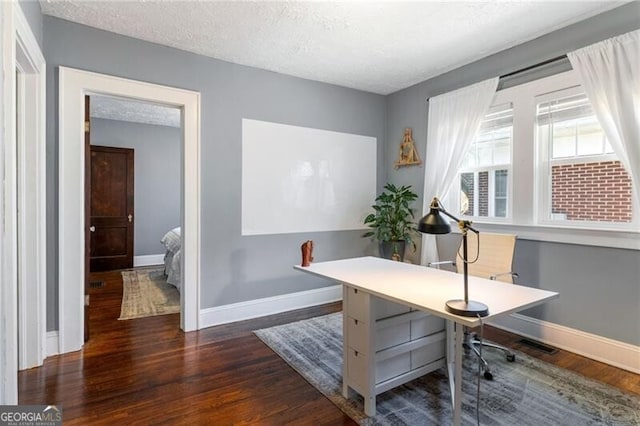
[161, 227, 181, 292]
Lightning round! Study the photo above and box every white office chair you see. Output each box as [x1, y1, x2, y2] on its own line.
[432, 232, 518, 380]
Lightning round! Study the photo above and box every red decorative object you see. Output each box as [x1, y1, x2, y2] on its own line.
[301, 240, 314, 267]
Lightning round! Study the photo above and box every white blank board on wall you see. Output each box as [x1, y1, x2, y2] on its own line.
[242, 119, 376, 236]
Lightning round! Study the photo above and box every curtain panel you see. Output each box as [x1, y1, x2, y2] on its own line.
[567, 30, 640, 204]
[421, 77, 498, 266]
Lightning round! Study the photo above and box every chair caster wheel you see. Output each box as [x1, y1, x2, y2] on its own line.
[483, 371, 493, 380]
[506, 354, 516, 362]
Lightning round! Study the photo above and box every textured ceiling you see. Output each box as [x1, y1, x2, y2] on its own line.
[91, 95, 180, 128]
[41, 1, 626, 94]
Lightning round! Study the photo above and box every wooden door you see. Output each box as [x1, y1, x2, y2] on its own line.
[90, 145, 135, 272]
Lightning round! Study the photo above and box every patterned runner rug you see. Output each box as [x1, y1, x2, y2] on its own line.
[119, 268, 180, 320]
[254, 313, 639, 425]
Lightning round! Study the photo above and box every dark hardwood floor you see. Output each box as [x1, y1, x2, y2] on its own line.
[19, 270, 639, 425]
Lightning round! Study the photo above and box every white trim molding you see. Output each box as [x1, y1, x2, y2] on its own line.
[1, 1, 47, 404]
[46, 332, 60, 357]
[489, 313, 640, 374]
[15, 3, 47, 372]
[200, 285, 342, 328]
[59, 67, 201, 354]
[133, 254, 165, 267]
[0, 0, 18, 405]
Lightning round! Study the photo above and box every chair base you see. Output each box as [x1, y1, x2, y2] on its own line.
[466, 333, 515, 380]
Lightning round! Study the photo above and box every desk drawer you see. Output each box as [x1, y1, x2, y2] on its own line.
[347, 348, 368, 391]
[345, 287, 369, 321]
[346, 316, 368, 354]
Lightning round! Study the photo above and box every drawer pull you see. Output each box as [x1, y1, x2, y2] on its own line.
[354, 289, 358, 294]
[354, 319, 358, 325]
[354, 351, 359, 356]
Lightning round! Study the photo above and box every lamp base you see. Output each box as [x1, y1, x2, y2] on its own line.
[445, 300, 489, 317]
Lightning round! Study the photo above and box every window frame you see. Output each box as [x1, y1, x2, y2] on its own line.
[455, 167, 512, 219]
[451, 96, 514, 223]
[443, 70, 639, 250]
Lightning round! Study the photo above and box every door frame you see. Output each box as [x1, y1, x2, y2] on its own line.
[16, 13, 47, 371]
[59, 67, 201, 354]
[0, 2, 46, 403]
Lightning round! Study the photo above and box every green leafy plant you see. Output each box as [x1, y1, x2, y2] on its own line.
[362, 183, 419, 251]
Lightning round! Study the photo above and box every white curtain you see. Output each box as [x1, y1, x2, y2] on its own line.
[567, 30, 640, 203]
[421, 77, 499, 266]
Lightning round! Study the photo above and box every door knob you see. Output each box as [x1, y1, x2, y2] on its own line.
[128, 214, 133, 223]
[89, 226, 95, 232]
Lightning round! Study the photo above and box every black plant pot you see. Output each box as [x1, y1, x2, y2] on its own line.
[378, 240, 406, 262]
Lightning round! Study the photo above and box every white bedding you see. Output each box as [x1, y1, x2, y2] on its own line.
[161, 227, 181, 291]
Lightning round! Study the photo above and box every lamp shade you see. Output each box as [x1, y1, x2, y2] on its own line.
[418, 207, 451, 234]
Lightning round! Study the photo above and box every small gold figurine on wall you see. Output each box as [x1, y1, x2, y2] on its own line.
[394, 127, 422, 169]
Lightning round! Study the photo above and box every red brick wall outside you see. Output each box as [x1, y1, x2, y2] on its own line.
[551, 160, 632, 222]
[479, 171, 489, 216]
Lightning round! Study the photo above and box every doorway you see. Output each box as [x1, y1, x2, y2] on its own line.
[58, 67, 201, 354]
[86, 94, 183, 274]
[84, 94, 183, 341]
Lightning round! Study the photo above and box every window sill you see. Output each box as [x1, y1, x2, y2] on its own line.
[451, 221, 640, 250]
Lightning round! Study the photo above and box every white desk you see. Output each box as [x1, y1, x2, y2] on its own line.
[295, 256, 559, 425]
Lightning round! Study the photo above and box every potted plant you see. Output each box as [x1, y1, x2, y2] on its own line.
[362, 183, 419, 261]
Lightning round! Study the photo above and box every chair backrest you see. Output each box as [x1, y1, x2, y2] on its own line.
[455, 232, 517, 283]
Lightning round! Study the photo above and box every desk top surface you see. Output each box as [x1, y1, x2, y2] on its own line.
[295, 256, 559, 327]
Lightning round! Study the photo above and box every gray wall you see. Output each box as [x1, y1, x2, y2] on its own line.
[18, 0, 42, 49]
[43, 17, 387, 330]
[386, 2, 640, 346]
[91, 118, 181, 256]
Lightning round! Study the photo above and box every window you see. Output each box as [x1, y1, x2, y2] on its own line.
[456, 103, 513, 219]
[537, 90, 633, 224]
[443, 70, 637, 248]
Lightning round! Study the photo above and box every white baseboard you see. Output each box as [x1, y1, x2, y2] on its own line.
[200, 285, 342, 328]
[133, 254, 164, 267]
[46, 331, 59, 357]
[489, 313, 640, 374]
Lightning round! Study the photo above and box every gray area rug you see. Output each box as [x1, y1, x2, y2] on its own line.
[254, 313, 640, 425]
[119, 268, 180, 320]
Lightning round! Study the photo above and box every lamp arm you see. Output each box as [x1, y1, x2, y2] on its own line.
[434, 200, 479, 235]
[437, 207, 461, 223]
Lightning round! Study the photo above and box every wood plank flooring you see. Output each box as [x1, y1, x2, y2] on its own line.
[19, 270, 639, 425]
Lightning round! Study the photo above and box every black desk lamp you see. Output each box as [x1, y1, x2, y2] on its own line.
[418, 197, 489, 317]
